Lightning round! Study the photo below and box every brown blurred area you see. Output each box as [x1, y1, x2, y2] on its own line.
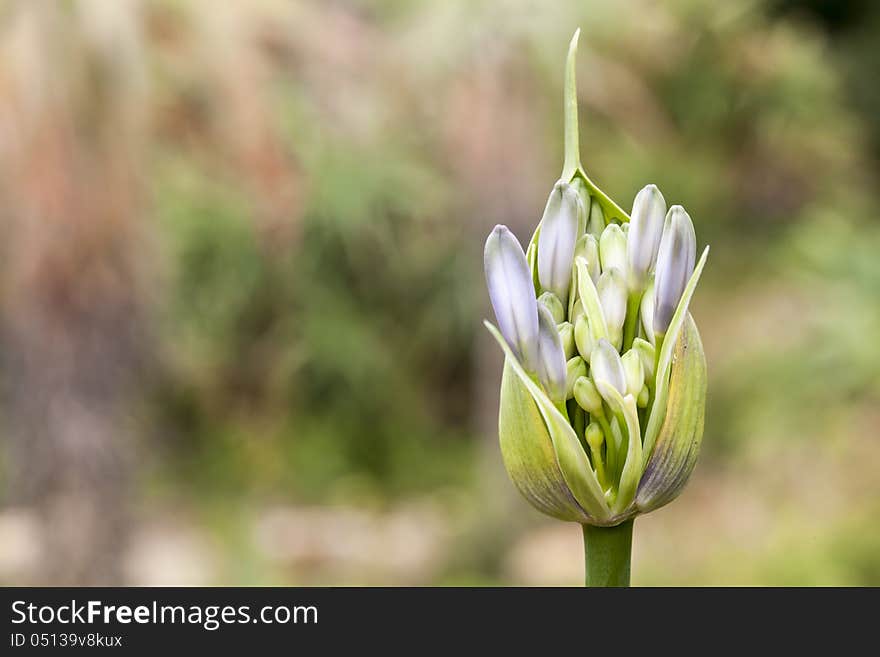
[0, 0, 878, 585]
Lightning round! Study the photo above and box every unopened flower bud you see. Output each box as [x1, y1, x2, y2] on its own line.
[590, 338, 627, 406]
[621, 349, 644, 398]
[587, 196, 605, 237]
[558, 321, 576, 359]
[599, 223, 627, 274]
[565, 356, 587, 400]
[573, 375, 603, 415]
[585, 421, 604, 451]
[631, 337, 656, 383]
[538, 291, 565, 324]
[536, 304, 567, 402]
[484, 225, 539, 366]
[653, 205, 696, 335]
[627, 184, 666, 292]
[574, 314, 594, 362]
[598, 268, 627, 349]
[574, 234, 600, 284]
[640, 279, 656, 344]
[538, 182, 580, 303]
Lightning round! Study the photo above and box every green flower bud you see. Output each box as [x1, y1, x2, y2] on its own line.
[597, 268, 627, 350]
[573, 376, 603, 415]
[599, 223, 627, 274]
[538, 291, 566, 324]
[565, 357, 587, 400]
[558, 321, 576, 359]
[574, 314, 594, 362]
[587, 196, 605, 238]
[621, 349, 644, 399]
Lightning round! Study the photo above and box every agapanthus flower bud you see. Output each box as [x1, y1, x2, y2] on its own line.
[573, 234, 600, 284]
[573, 376, 603, 415]
[537, 182, 580, 303]
[627, 184, 666, 292]
[536, 304, 567, 402]
[565, 357, 587, 400]
[590, 338, 627, 405]
[599, 223, 627, 274]
[653, 205, 696, 335]
[574, 314, 594, 362]
[640, 279, 656, 344]
[484, 225, 539, 365]
[597, 268, 627, 349]
[621, 349, 644, 399]
[484, 32, 710, 584]
[538, 291, 565, 324]
[558, 321, 576, 359]
[587, 196, 605, 238]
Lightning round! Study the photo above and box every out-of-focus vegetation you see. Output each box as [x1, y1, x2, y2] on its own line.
[0, 0, 877, 585]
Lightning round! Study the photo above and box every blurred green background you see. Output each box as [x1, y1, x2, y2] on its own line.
[0, 0, 878, 586]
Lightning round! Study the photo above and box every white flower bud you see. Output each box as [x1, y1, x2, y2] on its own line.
[537, 182, 580, 303]
[627, 184, 666, 292]
[590, 338, 627, 407]
[598, 268, 627, 350]
[574, 233, 600, 284]
[599, 223, 627, 274]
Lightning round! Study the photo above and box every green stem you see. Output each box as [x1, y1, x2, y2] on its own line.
[622, 291, 642, 351]
[582, 520, 633, 587]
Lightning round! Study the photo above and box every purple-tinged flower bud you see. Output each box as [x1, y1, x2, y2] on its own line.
[627, 184, 666, 292]
[537, 182, 580, 303]
[653, 206, 696, 335]
[484, 225, 539, 365]
[599, 223, 627, 274]
[590, 338, 627, 406]
[536, 304, 567, 402]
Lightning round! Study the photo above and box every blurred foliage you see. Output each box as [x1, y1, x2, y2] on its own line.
[1, 0, 878, 585]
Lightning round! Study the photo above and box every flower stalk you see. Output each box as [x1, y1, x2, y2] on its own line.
[582, 520, 633, 587]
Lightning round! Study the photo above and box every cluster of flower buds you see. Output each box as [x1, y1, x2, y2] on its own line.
[484, 32, 708, 526]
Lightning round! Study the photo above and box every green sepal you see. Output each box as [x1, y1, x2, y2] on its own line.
[635, 314, 706, 513]
[487, 321, 611, 522]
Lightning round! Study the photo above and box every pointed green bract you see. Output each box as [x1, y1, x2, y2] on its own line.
[562, 30, 582, 182]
